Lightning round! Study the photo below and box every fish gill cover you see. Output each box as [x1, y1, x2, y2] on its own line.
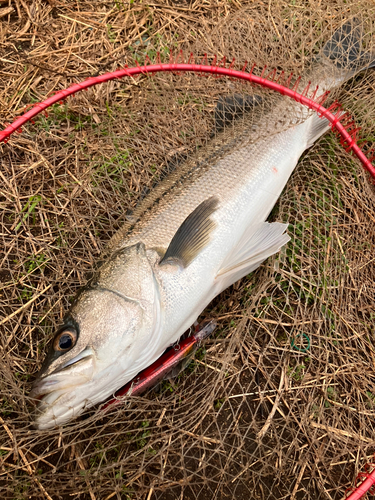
[0, 1, 375, 499]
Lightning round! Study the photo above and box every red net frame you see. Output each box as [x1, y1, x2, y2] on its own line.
[1, 53, 375, 179]
[345, 456, 375, 500]
[1, 53, 375, 500]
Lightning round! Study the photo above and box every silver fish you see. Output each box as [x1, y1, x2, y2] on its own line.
[30, 19, 375, 429]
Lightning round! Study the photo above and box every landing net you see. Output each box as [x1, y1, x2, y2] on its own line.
[0, 2, 375, 499]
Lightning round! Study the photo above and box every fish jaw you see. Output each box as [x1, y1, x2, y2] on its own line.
[31, 350, 96, 399]
[30, 350, 95, 429]
[30, 298, 155, 430]
[31, 360, 129, 430]
[31, 335, 145, 430]
[33, 394, 88, 431]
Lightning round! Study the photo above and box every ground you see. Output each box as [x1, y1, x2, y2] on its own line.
[1, 1, 375, 499]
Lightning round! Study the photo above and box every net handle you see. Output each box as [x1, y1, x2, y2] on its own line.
[0, 62, 374, 179]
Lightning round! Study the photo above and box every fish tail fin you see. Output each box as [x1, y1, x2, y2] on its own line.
[321, 17, 375, 77]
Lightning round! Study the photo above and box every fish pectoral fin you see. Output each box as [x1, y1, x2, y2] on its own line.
[215, 222, 290, 293]
[159, 196, 219, 268]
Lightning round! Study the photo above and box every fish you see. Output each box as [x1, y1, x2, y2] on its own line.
[30, 19, 375, 430]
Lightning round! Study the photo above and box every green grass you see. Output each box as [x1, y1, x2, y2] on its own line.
[15, 195, 42, 231]
[324, 385, 339, 408]
[0, 400, 14, 418]
[214, 397, 225, 410]
[129, 32, 179, 63]
[91, 150, 133, 191]
[32, 103, 96, 132]
[287, 363, 306, 382]
[24, 253, 47, 274]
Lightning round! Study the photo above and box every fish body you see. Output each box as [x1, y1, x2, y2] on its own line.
[31, 19, 375, 430]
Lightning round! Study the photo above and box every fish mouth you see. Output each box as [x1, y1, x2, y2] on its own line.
[30, 349, 95, 403]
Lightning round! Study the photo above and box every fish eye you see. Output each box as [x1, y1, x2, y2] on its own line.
[53, 328, 77, 352]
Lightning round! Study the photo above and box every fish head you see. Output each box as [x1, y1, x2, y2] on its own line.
[31, 243, 162, 430]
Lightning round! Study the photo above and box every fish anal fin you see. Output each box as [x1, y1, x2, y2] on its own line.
[215, 222, 290, 293]
[160, 196, 219, 268]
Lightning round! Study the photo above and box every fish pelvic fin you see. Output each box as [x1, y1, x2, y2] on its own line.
[160, 196, 219, 268]
[215, 222, 290, 294]
[322, 17, 375, 76]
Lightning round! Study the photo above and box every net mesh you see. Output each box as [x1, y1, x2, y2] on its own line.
[1, 1, 375, 499]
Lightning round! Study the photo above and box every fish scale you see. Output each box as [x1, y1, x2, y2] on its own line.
[124, 121, 307, 251]
[107, 98, 308, 251]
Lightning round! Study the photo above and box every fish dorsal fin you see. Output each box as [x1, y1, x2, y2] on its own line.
[215, 94, 263, 131]
[215, 222, 290, 293]
[160, 196, 219, 268]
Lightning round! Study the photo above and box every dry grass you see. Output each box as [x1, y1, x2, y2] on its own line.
[1, 1, 375, 499]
